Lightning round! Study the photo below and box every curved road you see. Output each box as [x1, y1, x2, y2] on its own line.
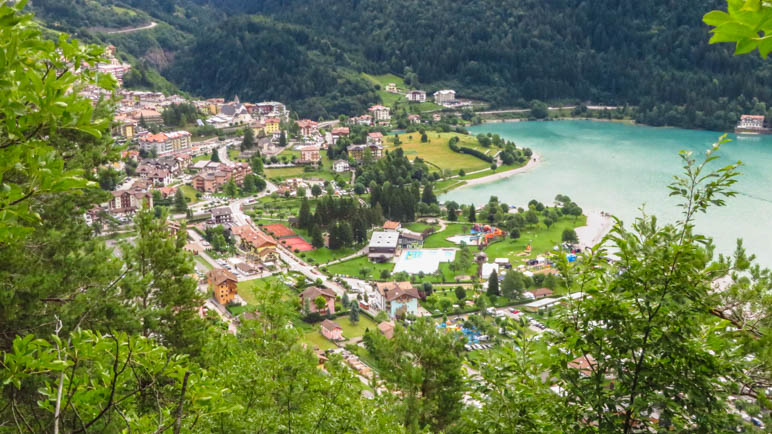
[106, 21, 157, 34]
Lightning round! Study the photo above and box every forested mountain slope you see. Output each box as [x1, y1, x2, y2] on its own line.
[29, 0, 772, 128]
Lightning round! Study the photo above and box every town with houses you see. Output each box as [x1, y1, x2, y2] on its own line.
[76, 44, 769, 429]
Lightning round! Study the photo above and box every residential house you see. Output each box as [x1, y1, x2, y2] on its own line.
[320, 319, 343, 341]
[105, 187, 153, 215]
[377, 321, 395, 339]
[526, 288, 554, 299]
[408, 114, 422, 124]
[384, 83, 398, 93]
[211, 207, 232, 224]
[112, 115, 137, 138]
[350, 115, 373, 126]
[331, 127, 350, 138]
[368, 231, 400, 262]
[332, 159, 350, 173]
[367, 132, 384, 145]
[191, 162, 251, 192]
[264, 117, 281, 135]
[207, 268, 238, 306]
[296, 119, 319, 137]
[347, 144, 384, 162]
[297, 144, 321, 164]
[373, 282, 420, 317]
[433, 89, 456, 105]
[131, 108, 163, 125]
[137, 131, 192, 156]
[368, 105, 391, 123]
[206, 115, 232, 129]
[300, 286, 337, 314]
[406, 90, 427, 103]
[383, 220, 401, 231]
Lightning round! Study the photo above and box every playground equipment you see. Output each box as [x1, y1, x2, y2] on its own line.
[471, 224, 504, 245]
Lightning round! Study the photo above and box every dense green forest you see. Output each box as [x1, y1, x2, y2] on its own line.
[27, 0, 772, 129]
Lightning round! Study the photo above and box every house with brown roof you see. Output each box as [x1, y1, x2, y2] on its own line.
[383, 220, 401, 231]
[300, 286, 337, 315]
[527, 288, 554, 299]
[297, 144, 321, 164]
[105, 187, 153, 215]
[373, 282, 420, 317]
[347, 143, 384, 162]
[296, 119, 318, 136]
[377, 321, 395, 339]
[320, 319, 343, 341]
[207, 268, 238, 306]
[367, 132, 384, 145]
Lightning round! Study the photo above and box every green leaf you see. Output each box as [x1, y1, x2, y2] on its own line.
[703, 10, 733, 26]
[734, 38, 758, 54]
[714, 21, 759, 39]
[759, 35, 772, 57]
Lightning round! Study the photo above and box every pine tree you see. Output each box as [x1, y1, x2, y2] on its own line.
[421, 184, 436, 204]
[173, 188, 188, 212]
[487, 270, 499, 297]
[311, 225, 324, 248]
[468, 205, 476, 222]
[299, 197, 312, 229]
[211, 149, 221, 162]
[279, 131, 287, 147]
[349, 302, 360, 324]
[241, 126, 255, 150]
[339, 221, 354, 247]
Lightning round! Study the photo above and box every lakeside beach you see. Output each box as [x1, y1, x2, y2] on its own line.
[455, 153, 542, 188]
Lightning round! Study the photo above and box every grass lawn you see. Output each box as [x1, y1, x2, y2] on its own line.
[265, 166, 306, 180]
[388, 132, 492, 172]
[264, 166, 338, 182]
[179, 185, 199, 204]
[300, 316, 378, 351]
[301, 246, 360, 265]
[338, 316, 378, 338]
[302, 330, 337, 351]
[423, 224, 472, 248]
[326, 256, 395, 280]
[192, 154, 210, 163]
[483, 215, 587, 265]
[228, 148, 243, 161]
[237, 275, 290, 305]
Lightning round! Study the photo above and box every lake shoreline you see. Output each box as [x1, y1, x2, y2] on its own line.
[447, 153, 542, 192]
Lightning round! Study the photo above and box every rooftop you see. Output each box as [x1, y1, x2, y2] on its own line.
[368, 231, 400, 249]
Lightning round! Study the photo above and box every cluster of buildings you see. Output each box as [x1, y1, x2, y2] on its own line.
[191, 161, 252, 192]
[204, 97, 288, 132]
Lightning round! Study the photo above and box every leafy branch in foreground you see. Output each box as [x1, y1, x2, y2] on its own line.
[704, 0, 772, 57]
[0, 0, 116, 243]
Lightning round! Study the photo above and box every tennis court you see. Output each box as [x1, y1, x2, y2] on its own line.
[281, 236, 313, 252]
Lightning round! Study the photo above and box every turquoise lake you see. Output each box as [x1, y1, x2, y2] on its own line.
[440, 120, 772, 266]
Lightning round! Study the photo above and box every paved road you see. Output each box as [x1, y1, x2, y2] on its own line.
[105, 21, 157, 34]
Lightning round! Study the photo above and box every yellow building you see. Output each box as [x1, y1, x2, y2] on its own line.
[264, 117, 281, 134]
